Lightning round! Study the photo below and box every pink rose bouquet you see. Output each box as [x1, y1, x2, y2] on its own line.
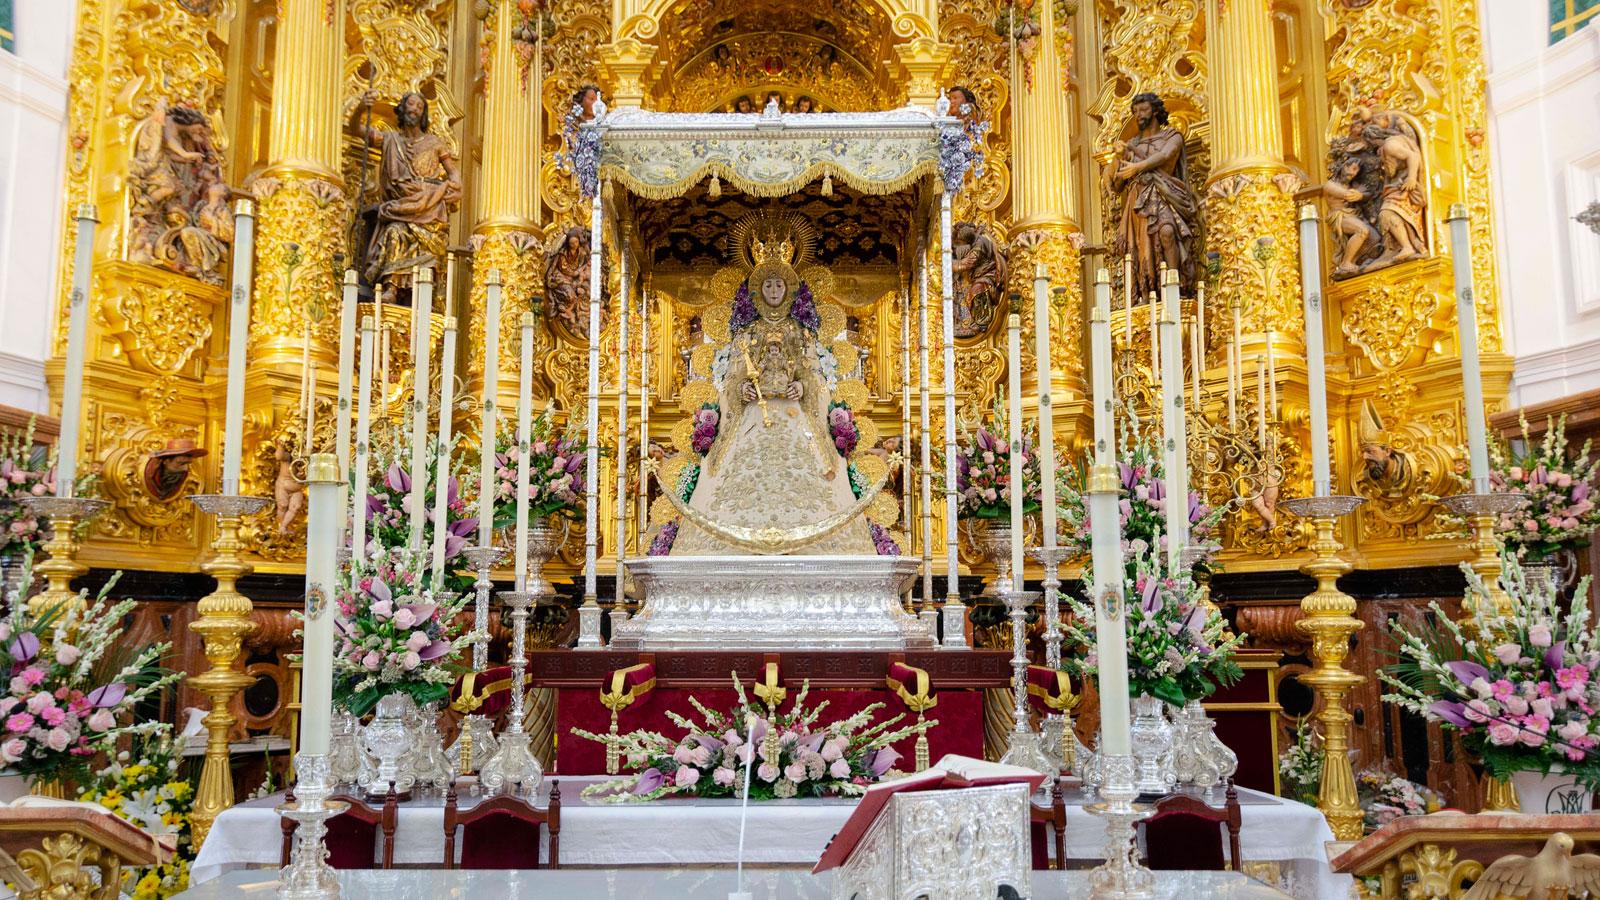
[573, 672, 930, 802]
[1356, 768, 1440, 832]
[943, 403, 1044, 522]
[0, 420, 62, 557]
[0, 569, 179, 786]
[1478, 414, 1600, 563]
[332, 546, 474, 717]
[1384, 558, 1600, 789]
[362, 432, 478, 593]
[490, 410, 588, 528]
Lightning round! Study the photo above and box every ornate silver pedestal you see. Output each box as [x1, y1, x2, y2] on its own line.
[278, 753, 346, 899]
[612, 555, 932, 650]
[460, 545, 505, 670]
[1087, 754, 1153, 899]
[358, 693, 415, 798]
[479, 590, 543, 795]
[998, 588, 1054, 788]
[831, 782, 1031, 900]
[1130, 694, 1175, 796]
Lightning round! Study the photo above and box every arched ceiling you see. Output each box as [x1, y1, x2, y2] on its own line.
[649, 0, 902, 111]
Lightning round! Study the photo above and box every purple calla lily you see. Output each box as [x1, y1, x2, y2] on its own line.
[1444, 660, 1492, 686]
[632, 767, 666, 794]
[692, 734, 726, 752]
[418, 640, 452, 661]
[1139, 579, 1161, 617]
[384, 463, 410, 493]
[1547, 640, 1568, 673]
[7, 632, 38, 664]
[404, 603, 438, 623]
[801, 733, 826, 754]
[448, 517, 479, 538]
[86, 682, 128, 708]
[369, 579, 392, 605]
[867, 746, 901, 776]
[365, 495, 387, 520]
[1428, 700, 1472, 728]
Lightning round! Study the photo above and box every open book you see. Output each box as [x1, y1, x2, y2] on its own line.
[813, 755, 1046, 872]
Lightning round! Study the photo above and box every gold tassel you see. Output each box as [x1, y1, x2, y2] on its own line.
[821, 173, 833, 197]
[708, 174, 721, 199]
[606, 706, 622, 775]
[914, 710, 930, 772]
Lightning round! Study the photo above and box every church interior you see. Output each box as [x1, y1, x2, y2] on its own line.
[0, 0, 1597, 897]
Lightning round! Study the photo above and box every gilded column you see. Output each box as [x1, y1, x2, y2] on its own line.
[1007, 0, 1084, 403]
[249, 0, 348, 369]
[469, 0, 545, 405]
[1204, 0, 1301, 340]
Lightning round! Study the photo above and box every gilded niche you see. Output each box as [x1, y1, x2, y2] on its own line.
[127, 100, 231, 285]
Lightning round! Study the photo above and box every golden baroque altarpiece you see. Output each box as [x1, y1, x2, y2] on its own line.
[50, 0, 1507, 803]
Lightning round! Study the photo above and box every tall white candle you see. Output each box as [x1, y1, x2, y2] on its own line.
[939, 191, 963, 637]
[1032, 264, 1056, 553]
[1089, 269, 1131, 757]
[638, 289, 651, 541]
[1196, 280, 1206, 364]
[585, 192, 603, 603]
[1299, 206, 1332, 497]
[615, 253, 630, 600]
[478, 271, 503, 547]
[1190, 320, 1202, 408]
[1006, 313, 1024, 586]
[302, 360, 316, 455]
[1229, 301, 1242, 432]
[1266, 328, 1278, 422]
[1448, 206, 1492, 494]
[378, 290, 391, 400]
[221, 200, 254, 495]
[918, 260, 934, 606]
[1159, 271, 1188, 574]
[300, 453, 341, 756]
[335, 270, 358, 480]
[515, 313, 535, 591]
[429, 317, 458, 584]
[409, 268, 434, 553]
[352, 315, 374, 564]
[1149, 291, 1160, 379]
[56, 205, 98, 499]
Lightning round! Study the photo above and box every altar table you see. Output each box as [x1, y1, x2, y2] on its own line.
[192, 778, 1350, 899]
[176, 867, 1293, 899]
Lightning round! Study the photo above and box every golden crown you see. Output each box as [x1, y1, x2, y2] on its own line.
[751, 236, 795, 266]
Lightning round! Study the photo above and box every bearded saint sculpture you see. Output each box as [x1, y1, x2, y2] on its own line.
[1106, 92, 1202, 298]
[353, 91, 462, 304]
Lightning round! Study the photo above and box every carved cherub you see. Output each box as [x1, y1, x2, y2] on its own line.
[274, 446, 305, 535]
[1463, 832, 1600, 900]
[1250, 465, 1283, 532]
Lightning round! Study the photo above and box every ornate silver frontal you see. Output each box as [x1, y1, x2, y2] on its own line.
[612, 555, 934, 651]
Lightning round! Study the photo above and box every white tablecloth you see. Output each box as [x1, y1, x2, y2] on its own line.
[193, 779, 1351, 900]
[175, 866, 1292, 899]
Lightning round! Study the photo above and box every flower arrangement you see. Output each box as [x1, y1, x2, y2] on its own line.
[689, 405, 720, 456]
[362, 431, 478, 591]
[730, 282, 757, 335]
[1057, 412, 1223, 565]
[1356, 767, 1440, 831]
[1480, 414, 1600, 562]
[647, 520, 679, 557]
[868, 522, 902, 556]
[828, 402, 859, 456]
[0, 571, 179, 787]
[333, 546, 475, 717]
[79, 734, 195, 899]
[572, 673, 930, 802]
[1278, 717, 1323, 806]
[1383, 560, 1600, 788]
[944, 404, 1043, 521]
[1065, 552, 1245, 706]
[0, 420, 57, 558]
[791, 282, 821, 332]
[489, 411, 587, 528]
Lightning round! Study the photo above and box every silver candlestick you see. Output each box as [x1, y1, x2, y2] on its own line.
[278, 753, 346, 899]
[1087, 753, 1153, 899]
[479, 590, 543, 795]
[998, 586, 1054, 789]
[460, 544, 505, 670]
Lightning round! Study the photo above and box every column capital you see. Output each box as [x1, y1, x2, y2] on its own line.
[599, 40, 660, 110]
[892, 39, 955, 109]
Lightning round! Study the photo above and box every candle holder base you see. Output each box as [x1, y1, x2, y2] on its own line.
[918, 608, 939, 643]
[480, 730, 543, 796]
[576, 599, 604, 650]
[278, 753, 345, 900]
[939, 599, 968, 650]
[20, 496, 110, 616]
[1439, 492, 1528, 620]
[1087, 754, 1153, 899]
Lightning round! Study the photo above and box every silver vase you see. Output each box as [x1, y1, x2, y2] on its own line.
[523, 519, 569, 599]
[327, 709, 365, 786]
[406, 702, 453, 795]
[1130, 694, 1175, 796]
[967, 520, 1014, 599]
[447, 715, 499, 778]
[359, 692, 416, 798]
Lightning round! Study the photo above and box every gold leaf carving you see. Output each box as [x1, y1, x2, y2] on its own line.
[98, 270, 216, 375]
[1340, 280, 1442, 372]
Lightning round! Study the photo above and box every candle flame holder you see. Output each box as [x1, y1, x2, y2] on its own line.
[185, 492, 272, 848]
[998, 587, 1054, 789]
[1086, 753, 1153, 899]
[1438, 492, 1528, 620]
[278, 752, 345, 899]
[1282, 494, 1365, 841]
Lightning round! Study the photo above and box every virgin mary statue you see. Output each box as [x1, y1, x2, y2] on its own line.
[669, 244, 876, 556]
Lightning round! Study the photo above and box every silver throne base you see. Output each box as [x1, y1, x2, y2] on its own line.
[611, 555, 933, 651]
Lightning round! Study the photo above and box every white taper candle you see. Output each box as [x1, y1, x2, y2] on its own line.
[1159, 271, 1188, 574]
[56, 205, 97, 499]
[1089, 269, 1131, 757]
[352, 315, 374, 564]
[1448, 206, 1492, 494]
[1033, 264, 1056, 552]
[1006, 313, 1024, 585]
[221, 200, 254, 494]
[408, 268, 434, 553]
[300, 453, 341, 756]
[515, 312, 535, 591]
[335, 270, 358, 481]
[429, 317, 458, 584]
[478, 271, 503, 546]
[1299, 206, 1332, 497]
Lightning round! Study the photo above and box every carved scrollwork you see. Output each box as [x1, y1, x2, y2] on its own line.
[96, 269, 217, 376]
[16, 833, 120, 900]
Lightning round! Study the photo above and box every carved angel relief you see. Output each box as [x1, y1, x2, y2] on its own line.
[127, 100, 232, 285]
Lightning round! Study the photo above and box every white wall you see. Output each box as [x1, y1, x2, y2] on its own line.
[0, 1, 73, 414]
[1484, 2, 1600, 407]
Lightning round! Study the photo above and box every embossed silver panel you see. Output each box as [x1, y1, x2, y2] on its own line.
[612, 555, 935, 651]
[832, 782, 1031, 900]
